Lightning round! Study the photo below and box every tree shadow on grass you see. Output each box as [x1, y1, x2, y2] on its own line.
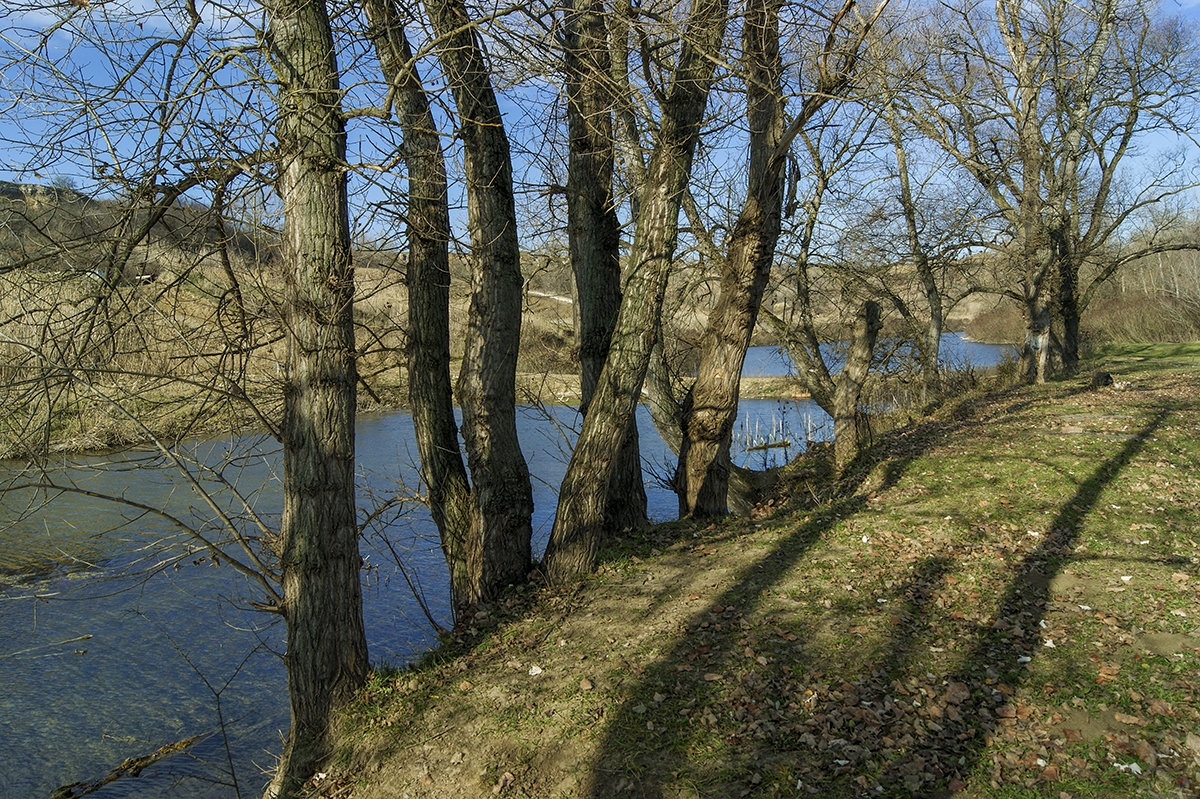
[582, 405, 1168, 797]
[575, 407, 993, 797]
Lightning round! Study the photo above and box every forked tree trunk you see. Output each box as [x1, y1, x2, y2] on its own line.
[676, 0, 784, 517]
[360, 0, 474, 613]
[833, 300, 881, 473]
[564, 0, 647, 532]
[544, 0, 730, 582]
[263, 0, 368, 793]
[424, 0, 534, 601]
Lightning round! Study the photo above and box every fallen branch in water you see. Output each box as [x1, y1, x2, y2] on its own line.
[49, 734, 204, 798]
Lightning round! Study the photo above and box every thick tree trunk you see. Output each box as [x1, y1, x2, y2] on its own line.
[544, 0, 730, 582]
[564, 0, 647, 532]
[263, 0, 368, 794]
[360, 0, 473, 613]
[833, 300, 881, 473]
[676, 0, 783, 518]
[1018, 300, 1052, 385]
[424, 0, 533, 601]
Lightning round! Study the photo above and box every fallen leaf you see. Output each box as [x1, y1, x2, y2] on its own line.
[493, 771, 516, 793]
[580, 677, 594, 691]
[1114, 712, 1144, 726]
[1134, 740, 1157, 769]
[703, 672, 723, 682]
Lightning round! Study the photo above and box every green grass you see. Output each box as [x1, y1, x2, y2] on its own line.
[317, 344, 1200, 799]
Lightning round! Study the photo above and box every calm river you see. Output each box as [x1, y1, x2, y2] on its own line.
[0, 337, 1011, 798]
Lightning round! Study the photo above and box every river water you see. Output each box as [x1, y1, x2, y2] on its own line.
[0, 337, 1011, 798]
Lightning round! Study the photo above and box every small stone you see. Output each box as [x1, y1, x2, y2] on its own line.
[450, 752, 465, 764]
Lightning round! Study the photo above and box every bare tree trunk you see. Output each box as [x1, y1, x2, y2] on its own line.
[1018, 299, 1051, 385]
[360, 0, 473, 613]
[564, 0, 647, 532]
[833, 300, 881, 473]
[885, 100, 942, 403]
[544, 0, 730, 582]
[424, 0, 534, 601]
[676, 0, 783, 517]
[263, 0, 368, 793]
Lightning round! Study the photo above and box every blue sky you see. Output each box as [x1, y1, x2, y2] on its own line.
[2, 0, 1198, 251]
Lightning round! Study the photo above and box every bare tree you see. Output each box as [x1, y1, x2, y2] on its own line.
[261, 0, 369, 793]
[359, 0, 474, 615]
[544, 0, 731, 582]
[2, 3, 371, 794]
[421, 0, 536, 601]
[675, 0, 883, 517]
[562, 0, 648, 532]
[901, 0, 1200, 381]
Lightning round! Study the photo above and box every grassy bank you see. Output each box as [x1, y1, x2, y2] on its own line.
[309, 343, 1200, 799]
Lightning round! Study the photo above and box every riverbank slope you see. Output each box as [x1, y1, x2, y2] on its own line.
[310, 343, 1200, 799]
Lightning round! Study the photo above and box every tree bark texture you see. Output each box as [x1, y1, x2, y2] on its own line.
[263, 0, 369, 793]
[424, 0, 534, 601]
[676, 0, 783, 518]
[564, 0, 647, 532]
[833, 300, 881, 473]
[360, 0, 474, 613]
[544, 0, 730, 582]
[645, 343, 779, 514]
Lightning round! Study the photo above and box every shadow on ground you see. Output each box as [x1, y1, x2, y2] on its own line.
[581, 394, 1168, 797]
